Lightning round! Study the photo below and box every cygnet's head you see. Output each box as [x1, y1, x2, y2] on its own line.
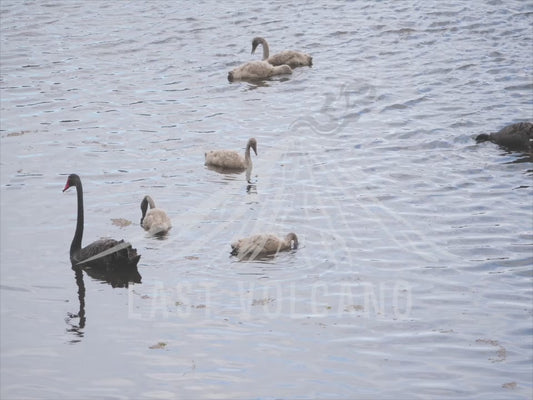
[248, 138, 258, 155]
[251, 37, 264, 54]
[286, 233, 299, 249]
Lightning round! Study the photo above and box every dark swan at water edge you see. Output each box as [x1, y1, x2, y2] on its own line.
[475, 122, 532, 153]
[63, 174, 141, 282]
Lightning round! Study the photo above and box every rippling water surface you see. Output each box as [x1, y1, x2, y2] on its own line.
[1, 1, 532, 399]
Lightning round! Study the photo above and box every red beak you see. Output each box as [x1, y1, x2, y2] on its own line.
[63, 182, 71, 192]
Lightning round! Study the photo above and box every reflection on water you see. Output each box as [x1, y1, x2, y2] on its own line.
[65, 268, 85, 344]
[80, 263, 142, 288]
[205, 163, 252, 180]
[246, 182, 257, 194]
[232, 249, 299, 263]
[66, 262, 141, 343]
[147, 231, 171, 241]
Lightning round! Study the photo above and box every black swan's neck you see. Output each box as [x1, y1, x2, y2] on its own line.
[71, 179, 84, 257]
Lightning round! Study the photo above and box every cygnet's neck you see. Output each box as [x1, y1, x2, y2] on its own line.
[244, 143, 252, 165]
[260, 39, 269, 60]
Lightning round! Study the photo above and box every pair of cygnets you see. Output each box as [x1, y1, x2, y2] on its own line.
[205, 136, 298, 258]
[142, 194, 297, 258]
[142, 137, 298, 258]
[228, 37, 312, 82]
[141, 138, 257, 234]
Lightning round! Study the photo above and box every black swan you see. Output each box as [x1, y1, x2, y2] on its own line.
[205, 138, 258, 171]
[476, 122, 532, 153]
[231, 232, 298, 259]
[63, 174, 141, 276]
[140, 195, 172, 235]
[251, 37, 312, 68]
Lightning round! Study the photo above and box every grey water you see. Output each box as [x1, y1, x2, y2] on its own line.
[1, 1, 532, 399]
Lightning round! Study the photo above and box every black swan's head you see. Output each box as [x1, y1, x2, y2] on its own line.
[63, 174, 80, 192]
[475, 133, 491, 143]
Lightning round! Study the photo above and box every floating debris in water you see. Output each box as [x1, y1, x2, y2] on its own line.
[475, 338, 507, 363]
[502, 382, 517, 390]
[149, 342, 167, 350]
[6, 130, 35, 137]
[111, 218, 132, 228]
[252, 298, 275, 306]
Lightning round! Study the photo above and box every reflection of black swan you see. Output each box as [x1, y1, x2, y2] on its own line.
[476, 122, 532, 152]
[140, 195, 172, 235]
[63, 174, 141, 278]
[66, 268, 86, 342]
